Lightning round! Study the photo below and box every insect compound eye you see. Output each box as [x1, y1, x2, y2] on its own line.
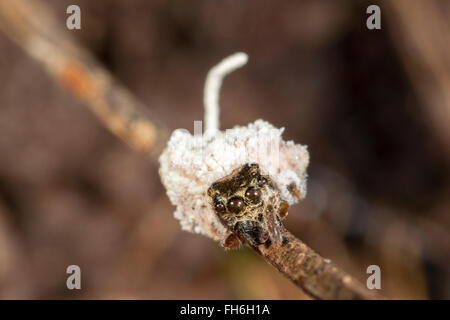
[214, 201, 226, 214]
[245, 187, 261, 203]
[227, 196, 245, 214]
[257, 176, 267, 187]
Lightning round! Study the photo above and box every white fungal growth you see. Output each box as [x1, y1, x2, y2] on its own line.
[203, 52, 248, 136]
[159, 120, 309, 241]
[159, 53, 309, 241]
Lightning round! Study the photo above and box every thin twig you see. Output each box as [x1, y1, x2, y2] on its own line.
[247, 229, 379, 300]
[0, 0, 169, 159]
[0, 0, 380, 300]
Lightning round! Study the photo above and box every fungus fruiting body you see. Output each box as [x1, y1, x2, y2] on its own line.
[159, 53, 309, 247]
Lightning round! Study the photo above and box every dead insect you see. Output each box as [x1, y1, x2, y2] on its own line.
[207, 163, 290, 249]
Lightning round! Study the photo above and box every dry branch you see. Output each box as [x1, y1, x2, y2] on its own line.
[249, 229, 378, 300]
[0, 0, 380, 299]
[0, 0, 169, 158]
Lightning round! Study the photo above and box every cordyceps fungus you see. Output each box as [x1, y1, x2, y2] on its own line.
[159, 53, 378, 300]
[158, 53, 309, 247]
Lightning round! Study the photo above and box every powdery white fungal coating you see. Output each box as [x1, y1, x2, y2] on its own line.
[159, 119, 309, 241]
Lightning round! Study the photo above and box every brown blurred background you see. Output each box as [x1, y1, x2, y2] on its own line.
[0, 0, 449, 299]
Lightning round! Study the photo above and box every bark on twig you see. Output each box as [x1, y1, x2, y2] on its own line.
[0, 0, 381, 300]
[0, 0, 169, 158]
[247, 229, 379, 300]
